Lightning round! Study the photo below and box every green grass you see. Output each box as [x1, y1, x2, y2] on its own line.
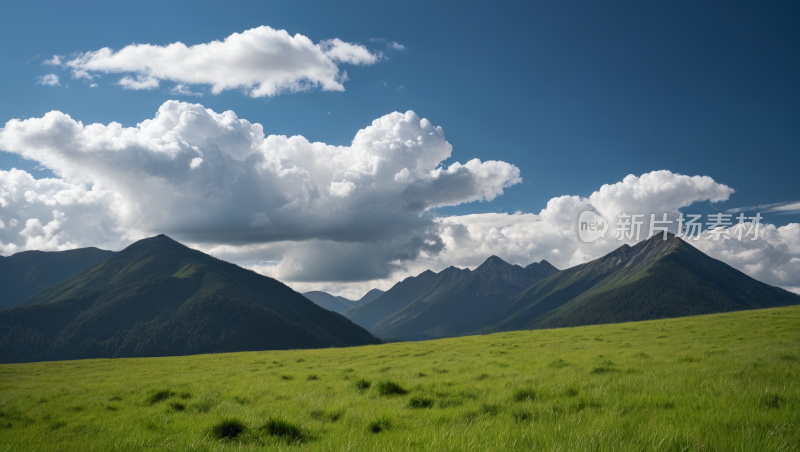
[0, 306, 798, 451]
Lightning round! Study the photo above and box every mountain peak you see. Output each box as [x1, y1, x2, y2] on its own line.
[477, 255, 510, 270]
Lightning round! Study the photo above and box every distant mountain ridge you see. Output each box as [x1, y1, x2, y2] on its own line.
[343, 257, 560, 339]
[343, 235, 799, 340]
[0, 235, 378, 363]
[0, 247, 116, 310]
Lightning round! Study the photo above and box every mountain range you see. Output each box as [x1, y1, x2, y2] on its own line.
[0, 235, 378, 363]
[343, 233, 799, 340]
[343, 258, 560, 339]
[2, 232, 797, 362]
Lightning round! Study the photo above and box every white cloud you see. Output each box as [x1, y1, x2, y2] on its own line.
[0, 101, 519, 264]
[170, 84, 203, 97]
[36, 74, 60, 86]
[43, 55, 62, 65]
[318, 38, 381, 65]
[387, 41, 405, 51]
[90, 83, 99, 88]
[118, 75, 159, 90]
[59, 26, 382, 97]
[726, 200, 800, 215]
[0, 169, 134, 256]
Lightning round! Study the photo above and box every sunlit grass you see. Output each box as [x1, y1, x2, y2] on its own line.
[0, 305, 798, 451]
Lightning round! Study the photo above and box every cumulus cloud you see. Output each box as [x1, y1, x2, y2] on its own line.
[0, 101, 519, 272]
[56, 26, 381, 97]
[387, 41, 405, 51]
[0, 169, 135, 255]
[36, 74, 60, 86]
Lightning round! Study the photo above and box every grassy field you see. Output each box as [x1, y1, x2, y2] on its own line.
[1, 306, 798, 451]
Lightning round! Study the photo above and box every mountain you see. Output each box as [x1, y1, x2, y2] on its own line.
[343, 257, 560, 339]
[0, 247, 116, 310]
[0, 235, 379, 363]
[302, 291, 351, 313]
[477, 233, 800, 333]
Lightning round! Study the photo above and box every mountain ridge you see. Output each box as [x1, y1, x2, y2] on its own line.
[342, 256, 560, 339]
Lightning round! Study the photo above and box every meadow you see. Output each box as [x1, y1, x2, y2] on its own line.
[0, 306, 798, 451]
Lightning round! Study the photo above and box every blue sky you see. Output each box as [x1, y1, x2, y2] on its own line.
[1, 1, 798, 296]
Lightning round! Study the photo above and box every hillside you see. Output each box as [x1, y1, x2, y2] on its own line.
[480, 233, 800, 333]
[0, 235, 379, 363]
[0, 247, 116, 309]
[0, 305, 797, 451]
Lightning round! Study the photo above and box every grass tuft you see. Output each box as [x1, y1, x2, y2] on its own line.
[260, 418, 304, 442]
[147, 389, 175, 405]
[591, 366, 619, 374]
[481, 403, 502, 416]
[408, 396, 434, 408]
[354, 378, 371, 391]
[211, 418, 246, 441]
[513, 409, 534, 422]
[311, 408, 343, 422]
[513, 387, 537, 402]
[375, 380, 408, 396]
[368, 417, 392, 433]
[548, 359, 569, 368]
[763, 394, 784, 409]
